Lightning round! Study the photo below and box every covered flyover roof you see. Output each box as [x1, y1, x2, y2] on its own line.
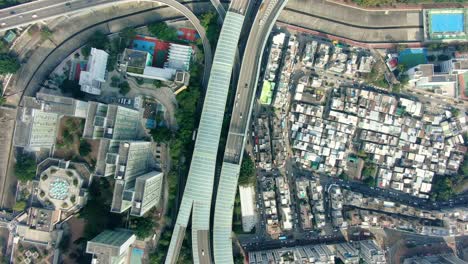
[165, 10, 245, 264]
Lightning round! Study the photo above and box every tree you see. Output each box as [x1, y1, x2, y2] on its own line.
[427, 55, 436, 62]
[110, 76, 120, 87]
[40, 26, 53, 40]
[80, 178, 122, 238]
[14, 154, 36, 182]
[79, 140, 92, 156]
[363, 176, 376, 187]
[119, 27, 136, 47]
[238, 154, 256, 186]
[81, 31, 110, 57]
[437, 54, 450, 61]
[200, 12, 220, 48]
[151, 127, 172, 143]
[60, 79, 85, 99]
[431, 176, 453, 201]
[0, 53, 20, 74]
[153, 80, 162, 88]
[147, 22, 178, 41]
[119, 81, 130, 95]
[129, 216, 154, 239]
[450, 108, 460, 117]
[13, 200, 26, 211]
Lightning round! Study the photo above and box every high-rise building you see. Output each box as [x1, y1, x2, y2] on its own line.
[109, 141, 163, 217]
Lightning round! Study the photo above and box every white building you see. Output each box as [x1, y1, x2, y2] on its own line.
[239, 185, 257, 232]
[165, 43, 192, 71]
[79, 48, 109, 95]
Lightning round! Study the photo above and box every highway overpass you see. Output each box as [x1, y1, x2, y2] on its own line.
[164, 1, 248, 263]
[213, 1, 289, 263]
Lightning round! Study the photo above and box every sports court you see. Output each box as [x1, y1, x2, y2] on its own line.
[132, 35, 170, 67]
[398, 48, 427, 69]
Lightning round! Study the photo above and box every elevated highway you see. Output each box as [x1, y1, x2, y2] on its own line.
[164, 1, 248, 263]
[213, 1, 289, 263]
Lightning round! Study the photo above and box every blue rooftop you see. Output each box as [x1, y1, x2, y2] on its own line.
[133, 39, 155, 55]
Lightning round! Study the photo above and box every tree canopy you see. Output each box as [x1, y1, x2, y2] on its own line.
[129, 216, 155, 239]
[14, 154, 36, 182]
[148, 22, 178, 41]
[79, 139, 92, 156]
[238, 154, 256, 186]
[0, 53, 20, 74]
[151, 127, 172, 143]
[200, 12, 220, 48]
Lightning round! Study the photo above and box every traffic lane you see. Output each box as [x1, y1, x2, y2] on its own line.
[241, 234, 346, 252]
[229, 24, 267, 136]
[0, 0, 114, 30]
[229, 0, 248, 15]
[0, 0, 63, 17]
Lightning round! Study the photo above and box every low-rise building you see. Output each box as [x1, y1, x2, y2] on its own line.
[86, 229, 136, 264]
[336, 243, 360, 264]
[359, 240, 386, 264]
[79, 48, 109, 95]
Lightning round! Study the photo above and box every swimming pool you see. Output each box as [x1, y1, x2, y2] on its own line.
[430, 13, 465, 33]
[130, 248, 144, 264]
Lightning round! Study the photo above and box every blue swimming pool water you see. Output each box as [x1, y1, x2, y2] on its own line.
[132, 39, 155, 55]
[130, 248, 144, 264]
[430, 13, 465, 33]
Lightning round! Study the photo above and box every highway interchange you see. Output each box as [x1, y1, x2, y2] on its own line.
[0, 0, 467, 263]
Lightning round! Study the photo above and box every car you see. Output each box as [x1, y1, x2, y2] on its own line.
[32, 14, 38, 18]
[0, 23, 5, 27]
[9, 11, 15, 15]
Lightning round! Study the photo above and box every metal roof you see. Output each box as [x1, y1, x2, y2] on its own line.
[165, 11, 245, 264]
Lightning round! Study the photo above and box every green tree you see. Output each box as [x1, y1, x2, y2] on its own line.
[80, 178, 122, 238]
[13, 200, 26, 211]
[60, 79, 85, 99]
[153, 80, 162, 88]
[81, 31, 110, 57]
[14, 154, 36, 182]
[151, 127, 172, 143]
[40, 26, 53, 40]
[119, 81, 130, 95]
[200, 12, 220, 48]
[427, 55, 436, 62]
[450, 108, 460, 117]
[238, 154, 256, 186]
[363, 176, 376, 187]
[110, 76, 120, 87]
[79, 139, 92, 156]
[147, 22, 178, 41]
[431, 177, 453, 201]
[129, 216, 155, 239]
[437, 54, 450, 61]
[0, 53, 20, 74]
